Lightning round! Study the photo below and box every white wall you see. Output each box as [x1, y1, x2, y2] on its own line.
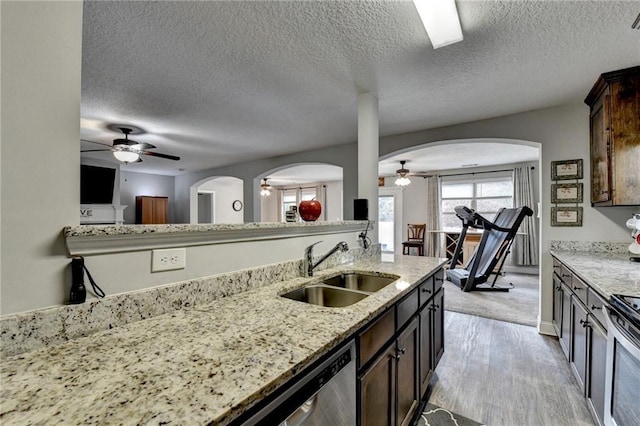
[1, 1, 83, 315]
[198, 177, 243, 223]
[120, 170, 176, 224]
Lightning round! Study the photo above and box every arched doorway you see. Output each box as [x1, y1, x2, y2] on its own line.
[189, 176, 243, 224]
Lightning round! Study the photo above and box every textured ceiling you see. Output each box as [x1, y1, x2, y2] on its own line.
[80, 1, 640, 176]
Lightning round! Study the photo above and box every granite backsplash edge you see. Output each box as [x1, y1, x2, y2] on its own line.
[0, 245, 380, 358]
[550, 241, 629, 254]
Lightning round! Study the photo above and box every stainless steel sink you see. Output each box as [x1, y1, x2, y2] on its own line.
[280, 284, 370, 307]
[321, 273, 399, 293]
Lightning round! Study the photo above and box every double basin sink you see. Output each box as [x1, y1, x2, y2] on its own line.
[281, 272, 400, 307]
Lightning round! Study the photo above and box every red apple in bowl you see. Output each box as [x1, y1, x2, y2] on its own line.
[299, 199, 322, 221]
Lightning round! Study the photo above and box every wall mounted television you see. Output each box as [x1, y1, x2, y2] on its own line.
[80, 164, 116, 204]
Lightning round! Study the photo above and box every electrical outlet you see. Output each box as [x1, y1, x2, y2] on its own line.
[152, 248, 186, 272]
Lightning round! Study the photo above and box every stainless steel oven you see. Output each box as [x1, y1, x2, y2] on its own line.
[604, 295, 640, 426]
[242, 340, 356, 426]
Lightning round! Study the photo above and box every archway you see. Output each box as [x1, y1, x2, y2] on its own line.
[257, 163, 343, 223]
[189, 176, 243, 224]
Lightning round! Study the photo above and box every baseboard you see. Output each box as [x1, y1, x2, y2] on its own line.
[538, 320, 556, 336]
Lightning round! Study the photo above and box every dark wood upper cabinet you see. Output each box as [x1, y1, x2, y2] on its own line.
[136, 196, 169, 224]
[584, 66, 640, 206]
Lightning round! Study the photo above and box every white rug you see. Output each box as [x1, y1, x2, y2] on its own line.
[443, 273, 539, 327]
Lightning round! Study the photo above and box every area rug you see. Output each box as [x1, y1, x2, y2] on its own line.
[415, 403, 484, 426]
[443, 273, 538, 327]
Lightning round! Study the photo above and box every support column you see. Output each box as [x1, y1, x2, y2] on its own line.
[357, 92, 379, 243]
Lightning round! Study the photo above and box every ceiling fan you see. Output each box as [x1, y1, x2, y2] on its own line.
[81, 127, 180, 164]
[391, 160, 433, 186]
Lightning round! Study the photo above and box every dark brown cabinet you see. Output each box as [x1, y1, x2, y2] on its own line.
[358, 268, 444, 426]
[584, 66, 640, 206]
[136, 196, 169, 224]
[359, 344, 395, 426]
[551, 255, 609, 426]
[570, 297, 589, 391]
[395, 318, 419, 426]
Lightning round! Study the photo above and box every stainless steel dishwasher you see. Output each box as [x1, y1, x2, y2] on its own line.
[243, 340, 356, 426]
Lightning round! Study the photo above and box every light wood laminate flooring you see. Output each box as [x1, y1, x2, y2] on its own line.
[427, 311, 595, 426]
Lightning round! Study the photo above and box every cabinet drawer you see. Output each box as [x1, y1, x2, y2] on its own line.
[587, 287, 607, 329]
[570, 273, 588, 306]
[418, 277, 434, 307]
[560, 264, 573, 286]
[433, 269, 444, 293]
[358, 308, 395, 366]
[552, 257, 561, 277]
[396, 288, 418, 331]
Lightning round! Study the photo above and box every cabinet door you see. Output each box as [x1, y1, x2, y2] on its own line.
[552, 275, 563, 338]
[590, 89, 611, 203]
[153, 197, 169, 224]
[610, 78, 640, 205]
[587, 317, 607, 426]
[431, 288, 445, 369]
[359, 344, 395, 426]
[570, 297, 588, 392]
[559, 282, 572, 359]
[418, 301, 433, 399]
[396, 317, 419, 426]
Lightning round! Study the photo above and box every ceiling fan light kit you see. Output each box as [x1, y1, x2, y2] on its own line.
[260, 178, 272, 197]
[113, 149, 140, 163]
[395, 160, 412, 186]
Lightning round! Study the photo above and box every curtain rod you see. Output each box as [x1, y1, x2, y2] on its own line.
[439, 166, 534, 178]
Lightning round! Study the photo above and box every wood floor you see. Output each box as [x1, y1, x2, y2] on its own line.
[427, 311, 595, 426]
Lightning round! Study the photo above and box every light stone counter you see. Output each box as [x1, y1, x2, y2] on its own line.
[0, 255, 446, 425]
[550, 250, 640, 299]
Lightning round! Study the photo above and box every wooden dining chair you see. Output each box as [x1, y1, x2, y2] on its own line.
[402, 224, 426, 256]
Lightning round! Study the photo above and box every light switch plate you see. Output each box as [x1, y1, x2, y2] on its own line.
[152, 248, 186, 272]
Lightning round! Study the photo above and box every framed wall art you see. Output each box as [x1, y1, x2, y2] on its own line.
[551, 159, 583, 180]
[551, 207, 583, 227]
[551, 183, 583, 203]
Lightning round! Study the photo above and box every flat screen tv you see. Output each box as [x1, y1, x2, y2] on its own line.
[80, 164, 116, 204]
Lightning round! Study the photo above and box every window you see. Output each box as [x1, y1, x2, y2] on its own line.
[440, 173, 513, 230]
[280, 186, 324, 222]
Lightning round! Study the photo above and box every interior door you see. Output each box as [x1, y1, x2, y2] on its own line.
[379, 187, 403, 255]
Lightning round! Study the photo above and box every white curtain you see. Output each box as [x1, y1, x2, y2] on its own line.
[424, 176, 442, 257]
[512, 166, 539, 265]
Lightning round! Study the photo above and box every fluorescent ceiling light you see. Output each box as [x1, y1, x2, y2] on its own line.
[413, 0, 463, 49]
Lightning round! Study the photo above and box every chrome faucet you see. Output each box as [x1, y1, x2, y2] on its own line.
[303, 240, 349, 277]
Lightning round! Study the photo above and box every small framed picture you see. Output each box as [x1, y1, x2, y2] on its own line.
[551, 159, 583, 180]
[551, 207, 583, 227]
[551, 183, 583, 203]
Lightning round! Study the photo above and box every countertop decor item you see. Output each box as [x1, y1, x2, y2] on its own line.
[625, 213, 640, 260]
[299, 199, 321, 221]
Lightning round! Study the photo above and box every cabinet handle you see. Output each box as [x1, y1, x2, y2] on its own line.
[553, 265, 560, 270]
[562, 274, 571, 278]
[573, 286, 582, 291]
[555, 285, 561, 291]
[590, 305, 602, 311]
[435, 277, 443, 282]
[600, 190, 609, 195]
[422, 288, 432, 294]
[398, 347, 406, 355]
[579, 319, 589, 328]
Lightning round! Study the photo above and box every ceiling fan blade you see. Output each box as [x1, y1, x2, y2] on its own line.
[113, 138, 139, 146]
[141, 151, 180, 161]
[81, 139, 112, 147]
[129, 142, 156, 150]
[81, 149, 113, 153]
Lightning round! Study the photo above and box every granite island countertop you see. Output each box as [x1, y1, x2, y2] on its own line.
[1, 255, 446, 425]
[550, 250, 640, 299]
